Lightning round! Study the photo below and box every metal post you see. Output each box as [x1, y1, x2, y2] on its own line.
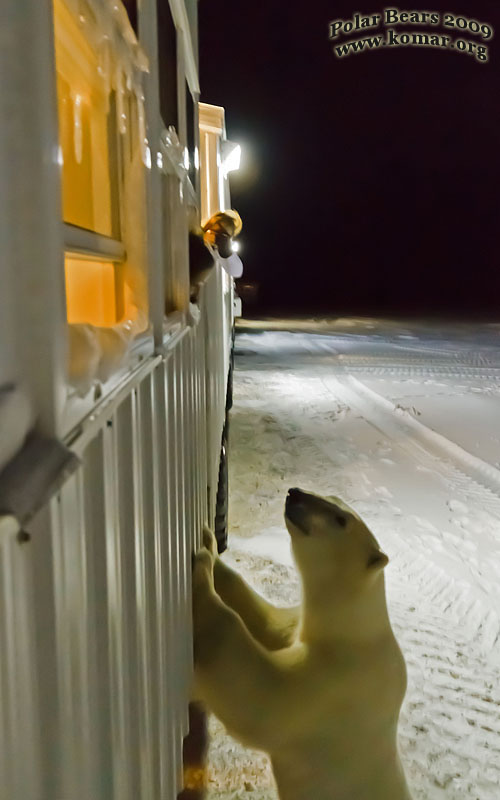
[139, 0, 167, 349]
[0, 0, 66, 436]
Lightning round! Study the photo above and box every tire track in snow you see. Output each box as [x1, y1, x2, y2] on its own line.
[340, 364, 500, 380]
[314, 372, 500, 655]
[342, 375, 500, 500]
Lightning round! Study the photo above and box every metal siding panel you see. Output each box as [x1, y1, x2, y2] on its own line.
[136, 377, 158, 799]
[196, 328, 204, 543]
[165, 355, 184, 792]
[173, 345, 190, 740]
[197, 317, 208, 528]
[179, 337, 193, 705]
[0, 525, 41, 800]
[153, 363, 178, 799]
[192, 330, 202, 544]
[204, 268, 226, 525]
[82, 432, 114, 800]
[53, 474, 96, 799]
[184, 335, 195, 662]
[190, 330, 201, 548]
[30, 504, 62, 799]
[103, 415, 133, 800]
[114, 398, 142, 800]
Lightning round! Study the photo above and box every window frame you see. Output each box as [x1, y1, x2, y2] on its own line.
[63, 223, 125, 263]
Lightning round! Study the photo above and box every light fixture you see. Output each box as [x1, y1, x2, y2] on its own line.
[221, 140, 241, 177]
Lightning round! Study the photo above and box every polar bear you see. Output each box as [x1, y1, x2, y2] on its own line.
[192, 488, 412, 800]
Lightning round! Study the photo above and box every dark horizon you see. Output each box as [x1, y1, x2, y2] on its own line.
[199, 1, 500, 319]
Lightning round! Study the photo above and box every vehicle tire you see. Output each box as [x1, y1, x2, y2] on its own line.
[226, 358, 233, 411]
[226, 330, 235, 411]
[214, 421, 229, 554]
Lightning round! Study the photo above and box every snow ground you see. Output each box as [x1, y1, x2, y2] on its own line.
[206, 319, 500, 800]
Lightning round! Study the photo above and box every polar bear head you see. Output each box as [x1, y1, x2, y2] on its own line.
[284, 488, 388, 595]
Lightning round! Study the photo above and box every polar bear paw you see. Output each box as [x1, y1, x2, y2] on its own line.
[202, 525, 218, 557]
[192, 547, 215, 594]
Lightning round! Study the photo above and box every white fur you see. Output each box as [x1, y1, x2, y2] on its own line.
[192, 489, 412, 800]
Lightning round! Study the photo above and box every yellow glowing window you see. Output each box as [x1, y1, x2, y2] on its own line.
[53, 0, 149, 337]
[53, 0, 114, 236]
[65, 257, 123, 327]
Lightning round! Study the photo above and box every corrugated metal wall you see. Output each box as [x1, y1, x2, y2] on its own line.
[0, 271, 230, 800]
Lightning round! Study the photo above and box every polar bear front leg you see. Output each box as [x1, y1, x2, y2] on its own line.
[202, 525, 299, 651]
[192, 547, 284, 748]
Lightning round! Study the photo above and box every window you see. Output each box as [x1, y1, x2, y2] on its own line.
[54, 0, 114, 236]
[157, 0, 178, 129]
[65, 257, 123, 327]
[121, 0, 138, 34]
[53, 0, 149, 336]
[199, 103, 225, 223]
[185, 81, 198, 190]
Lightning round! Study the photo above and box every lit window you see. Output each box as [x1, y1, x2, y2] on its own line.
[54, 0, 114, 236]
[65, 257, 123, 327]
[53, 0, 149, 337]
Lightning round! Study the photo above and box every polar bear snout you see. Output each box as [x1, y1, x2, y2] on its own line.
[285, 489, 354, 539]
[285, 488, 310, 534]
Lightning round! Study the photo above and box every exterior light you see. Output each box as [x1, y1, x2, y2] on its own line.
[220, 140, 241, 176]
[231, 241, 240, 253]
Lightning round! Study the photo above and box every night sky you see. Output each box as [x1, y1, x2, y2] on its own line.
[199, 1, 500, 317]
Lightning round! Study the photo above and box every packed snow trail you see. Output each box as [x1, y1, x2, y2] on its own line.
[206, 322, 500, 800]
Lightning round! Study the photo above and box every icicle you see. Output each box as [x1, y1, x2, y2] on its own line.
[136, 89, 149, 167]
[72, 93, 83, 164]
[125, 64, 133, 91]
[115, 66, 127, 135]
[110, 0, 137, 47]
[97, 35, 111, 97]
[78, 8, 86, 25]
[75, 0, 87, 26]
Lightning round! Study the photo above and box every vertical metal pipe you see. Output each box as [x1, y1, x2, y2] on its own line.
[0, 0, 66, 436]
[139, 0, 165, 349]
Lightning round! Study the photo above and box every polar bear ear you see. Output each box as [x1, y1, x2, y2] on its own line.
[367, 550, 389, 571]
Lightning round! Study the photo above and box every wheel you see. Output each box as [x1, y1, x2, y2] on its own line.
[214, 421, 229, 554]
[226, 358, 233, 411]
[226, 329, 235, 411]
